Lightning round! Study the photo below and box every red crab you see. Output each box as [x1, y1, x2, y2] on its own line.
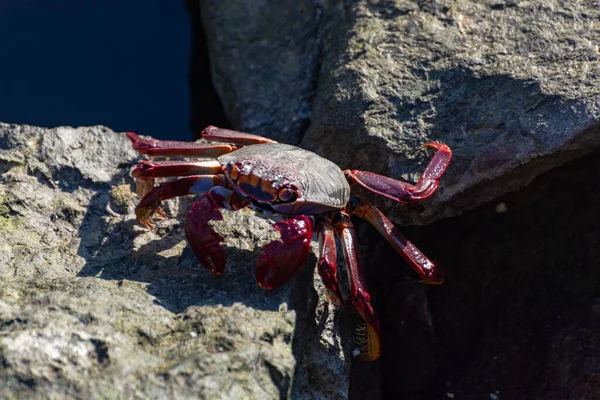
[126, 126, 451, 361]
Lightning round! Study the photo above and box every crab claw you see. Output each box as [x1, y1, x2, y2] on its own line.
[184, 190, 229, 275]
[256, 216, 313, 290]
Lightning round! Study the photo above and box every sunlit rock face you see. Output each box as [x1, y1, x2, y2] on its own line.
[200, 0, 600, 225]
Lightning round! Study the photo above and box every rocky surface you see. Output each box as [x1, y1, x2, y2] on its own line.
[199, 0, 320, 143]
[200, 0, 600, 225]
[0, 123, 350, 399]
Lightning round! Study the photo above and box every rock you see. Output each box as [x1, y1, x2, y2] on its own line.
[200, 0, 600, 225]
[0, 123, 349, 399]
[195, 2, 600, 397]
[199, 0, 321, 143]
[360, 148, 600, 399]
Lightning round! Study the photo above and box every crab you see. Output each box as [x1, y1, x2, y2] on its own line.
[126, 126, 452, 361]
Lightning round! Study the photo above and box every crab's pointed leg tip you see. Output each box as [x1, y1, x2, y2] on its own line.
[355, 322, 381, 362]
[126, 132, 139, 142]
[326, 290, 344, 307]
[256, 280, 273, 290]
[419, 277, 444, 285]
[422, 141, 441, 149]
[418, 265, 445, 285]
[155, 207, 168, 220]
[141, 220, 153, 230]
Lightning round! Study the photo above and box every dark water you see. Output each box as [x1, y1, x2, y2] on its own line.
[0, 1, 191, 140]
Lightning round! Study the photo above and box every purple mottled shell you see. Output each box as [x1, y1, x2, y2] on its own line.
[218, 143, 350, 215]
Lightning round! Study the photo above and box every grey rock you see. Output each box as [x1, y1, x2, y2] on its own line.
[200, 0, 321, 143]
[201, 0, 600, 225]
[0, 123, 349, 399]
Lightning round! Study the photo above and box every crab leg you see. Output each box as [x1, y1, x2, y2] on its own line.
[333, 212, 381, 361]
[130, 158, 223, 198]
[316, 216, 343, 306]
[345, 142, 452, 203]
[201, 126, 278, 145]
[350, 199, 443, 284]
[132, 160, 222, 180]
[255, 216, 313, 290]
[126, 132, 238, 158]
[134, 175, 226, 228]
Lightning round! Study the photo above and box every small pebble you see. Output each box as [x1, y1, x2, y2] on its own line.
[495, 202, 508, 213]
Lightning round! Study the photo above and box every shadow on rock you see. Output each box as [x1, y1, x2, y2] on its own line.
[76, 188, 318, 314]
[357, 148, 600, 399]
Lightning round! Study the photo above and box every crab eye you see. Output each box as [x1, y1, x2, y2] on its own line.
[278, 187, 298, 202]
[227, 162, 240, 181]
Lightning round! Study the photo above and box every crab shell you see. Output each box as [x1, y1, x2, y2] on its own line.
[218, 143, 351, 215]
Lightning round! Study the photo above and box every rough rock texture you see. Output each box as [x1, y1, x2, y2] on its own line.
[200, 0, 600, 225]
[0, 123, 350, 399]
[199, 0, 320, 143]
